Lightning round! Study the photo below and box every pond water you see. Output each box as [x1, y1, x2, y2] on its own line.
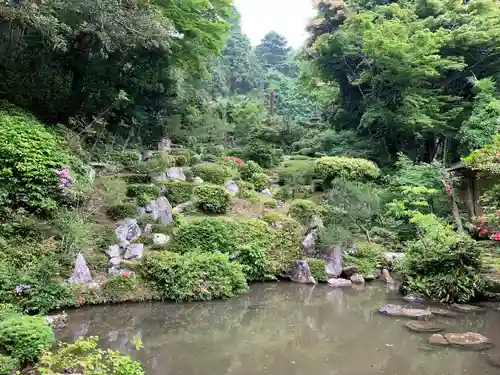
[59, 283, 500, 375]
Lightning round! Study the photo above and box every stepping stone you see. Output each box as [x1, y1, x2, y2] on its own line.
[429, 334, 449, 346]
[451, 304, 487, 313]
[430, 332, 493, 350]
[327, 278, 352, 287]
[428, 307, 460, 317]
[403, 294, 426, 303]
[378, 304, 433, 320]
[405, 321, 444, 333]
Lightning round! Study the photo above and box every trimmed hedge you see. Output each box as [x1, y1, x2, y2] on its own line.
[194, 184, 232, 214]
[164, 180, 194, 205]
[106, 203, 138, 220]
[240, 160, 264, 181]
[126, 184, 160, 199]
[191, 163, 233, 185]
[250, 172, 270, 191]
[173, 217, 234, 254]
[314, 156, 380, 182]
[288, 199, 321, 224]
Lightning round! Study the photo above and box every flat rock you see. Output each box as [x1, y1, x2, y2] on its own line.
[106, 244, 120, 258]
[124, 243, 144, 260]
[429, 334, 449, 346]
[444, 332, 493, 350]
[405, 321, 444, 333]
[378, 304, 433, 320]
[403, 294, 426, 303]
[327, 278, 352, 287]
[350, 273, 365, 284]
[109, 257, 122, 266]
[451, 304, 487, 313]
[166, 167, 185, 181]
[428, 307, 459, 317]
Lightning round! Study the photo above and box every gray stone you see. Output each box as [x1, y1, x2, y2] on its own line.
[153, 233, 170, 245]
[193, 177, 203, 185]
[381, 268, 395, 283]
[301, 231, 316, 256]
[327, 278, 352, 287]
[108, 266, 121, 276]
[451, 304, 487, 313]
[151, 172, 167, 182]
[383, 252, 405, 265]
[350, 273, 365, 284]
[85, 165, 96, 184]
[166, 167, 186, 181]
[261, 188, 272, 196]
[290, 260, 316, 284]
[156, 197, 173, 225]
[115, 219, 141, 243]
[403, 294, 426, 303]
[45, 313, 68, 330]
[225, 180, 239, 196]
[109, 257, 122, 266]
[137, 207, 146, 216]
[307, 215, 324, 231]
[106, 245, 120, 258]
[405, 321, 444, 333]
[429, 334, 449, 346]
[124, 243, 144, 260]
[378, 304, 433, 320]
[67, 253, 92, 284]
[364, 269, 382, 281]
[270, 184, 280, 190]
[157, 137, 172, 151]
[275, 200, 284, 209]
[341, 266, 357, 279]
[144, 224, 153, 234]
[444, 332, 493, 350]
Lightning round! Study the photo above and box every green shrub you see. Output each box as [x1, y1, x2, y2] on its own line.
[126, 184, 160, 199]
[240, 161, 264, 181]
[151, 223, 171, 234]
[236, 181, 255, 199]
[201, 154, 218, 163]
[288, 199, 321, 224]
[233, 244, 271, 281]
[308, 258, 327, 282]
[149, 244, 170, 251]
[106, 203, 138, 220]
[140, 251, 248, 301]
[173, 217, 234, 254]
[136, 216, 157, 227]
[0, 304, 20, 321]
[102, 275, 137, 298]
[225, 148, 245, 159]
[343, 243, 383, 276]
[0, 355, 18, 375]
[38, 336, 144, 375]
[95, 229, 117, 249]
[96, 176, 128, 206]
[86, 252, 109, 272]
[174, 155, 188, 167]
[164, 180, 194, 205]
[397, 213, 484, 303]
[263, 211, 283, 225]
[191, 163, 233, 184]
[136, 233, 155, 245]
[134, 153, 175, 174]
[274, 187, 292, 201]
[276, 158, 315, 186]
[314, 156, 380, 183]
[250, 173, 270, 191]
[194, 184, 232, 214]
[0, 110, 74, 214]
[0, 315, 54, 364]
[124, 174, 151, 184]
[183, 167, 194, 182]
[243, 140, 280, 168]
[106, 150, 140, 171]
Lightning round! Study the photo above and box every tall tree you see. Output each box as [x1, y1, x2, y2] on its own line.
[255, 31, 292, 74]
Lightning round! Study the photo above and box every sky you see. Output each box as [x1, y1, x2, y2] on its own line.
[233, 0, 317, 48]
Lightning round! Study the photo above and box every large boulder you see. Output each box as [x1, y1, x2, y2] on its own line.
[429, 333, 493, 351]
[151, 172, 167, 182]
[67, 253, 93, 284]
[124, 243, 144, 260]
[341, 266, 357, 279]
[429, 334, 449, 346]
[156, 196, 173, 225]
[378, 304, 433, 320]
[380, 268, 395, 283]
[261, 188, 272, 196]
[115, 219, 141, 243]
[166, 167, 185, 181]
[327, 278, 352, 287]
[307, 215, 324, 231]
[428, 307, 459, 317]
[301, 231, 316, 256]
[405, 321, 444, 333]
[290, 260, 316, 284]
[225, 180, 239, 196]
[325, 246, 343, 278]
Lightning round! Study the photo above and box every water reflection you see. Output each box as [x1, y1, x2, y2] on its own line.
[59, 283, 499, 375]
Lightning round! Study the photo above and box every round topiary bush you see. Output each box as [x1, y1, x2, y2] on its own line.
[263, 211, 284, 225]
[194, 184, 232, 214]
[0, 315, 54, 364]
[191, 163, 233, 185]
[288, 199, 321, 224]
[250, 172, 270, 191]
[106, 203, 138, 220]
[307, 258, 327, 282]
[240, 160, 264, 181]
[164, 180, 194, 205]
[314, 156, 380, 183]
[0, 109, 74, 214]
[173, 217, 234, 253]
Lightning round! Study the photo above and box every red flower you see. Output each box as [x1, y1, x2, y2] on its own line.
[479, 228, 489, 236]
[491, 233, 500, 241]
[121, 272, 130, 278]
[222, 156, 244, 169]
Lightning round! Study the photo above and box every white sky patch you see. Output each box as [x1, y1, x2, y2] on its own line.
[234, 0, 317, 48]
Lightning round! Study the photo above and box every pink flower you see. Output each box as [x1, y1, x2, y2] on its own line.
[479, 228, 489, 236]
[491, 233, 500, 241]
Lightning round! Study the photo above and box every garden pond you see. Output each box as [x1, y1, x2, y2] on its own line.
[59, 283, 500, 375]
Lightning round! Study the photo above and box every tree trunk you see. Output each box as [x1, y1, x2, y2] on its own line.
[442, 172, 464, 235]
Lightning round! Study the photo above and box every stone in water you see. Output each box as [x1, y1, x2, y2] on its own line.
[378, 304, 433, 320]
[405, 321, 444, 333]
[444, 332, 493, 351]
[327, 278, 352, 287]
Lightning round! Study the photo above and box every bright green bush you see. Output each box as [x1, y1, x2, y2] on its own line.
[0, 304, 20, 321]
[243, 140, 280, 168]
[225, 148, 245, 159]
[314, 156, 380, 183]
[191, 163, 233, 184]
[38, 336, 144, 375]
[240, 161, 264, 181]
[236, 181, 255, 199]
[233, 244, 271, 281]
[308, 258, 327, 282]
[288, 199, 321, 224]
[194, 184, 232, 214]
[164, 180, 194, 205]
[0, 355, 18, 375]
[106, 203, 138, 220]
[201, 154, 218, 163]
[250, 172, 270, 191]
[173, 217, 234, 254]
[263, 211, 284, 225]
[126, 184, 160, 199]
[276, 158, 315, 186]
[0, 110, 73, 214]
[86, 252, 109, 272]
[106, 150, 141, 171]
[140, 251, 248, 301]
[102, 275, 137, 298]
[0, 315, 54, 364]
[343, 243, 384, 276]
[134, 153, 176, 174]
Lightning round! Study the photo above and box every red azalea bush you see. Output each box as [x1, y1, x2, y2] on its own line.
[222, 156, 244, 169]
[473, 211, 500, 241]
